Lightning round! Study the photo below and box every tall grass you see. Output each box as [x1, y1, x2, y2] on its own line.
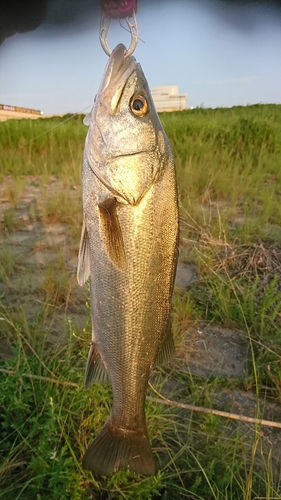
[1, 311, 278, 500]
[1, 104, 281, 498]
[0, 115, 85, 185]
[1, 106, 281, 238]
[164, 105, 281, 242]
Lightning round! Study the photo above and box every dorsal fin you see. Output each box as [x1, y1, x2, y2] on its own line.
[98, 198, 126, 270]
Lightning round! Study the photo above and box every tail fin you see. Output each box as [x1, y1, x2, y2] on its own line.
[82, 418, 156, 476]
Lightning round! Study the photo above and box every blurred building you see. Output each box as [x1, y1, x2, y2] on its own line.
[0, 104, 43, 121]
[151, 86, 187, 112]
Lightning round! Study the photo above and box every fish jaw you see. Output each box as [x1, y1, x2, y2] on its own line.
[86, 149, 162, 206]
[97, 43, 137, 114]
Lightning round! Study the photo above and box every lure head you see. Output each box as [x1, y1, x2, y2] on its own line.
[101, 0, 138, 19]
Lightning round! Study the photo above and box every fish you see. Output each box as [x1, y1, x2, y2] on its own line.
[77, 43, 179, 476]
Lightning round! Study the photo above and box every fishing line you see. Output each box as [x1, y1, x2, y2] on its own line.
[118, 18, 145, 44]
[20, 103, 93, 149]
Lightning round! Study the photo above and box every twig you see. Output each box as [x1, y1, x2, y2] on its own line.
[148, 383, 281, 430]
[0, 368, 78, 388]
[1, 368, 281, 429]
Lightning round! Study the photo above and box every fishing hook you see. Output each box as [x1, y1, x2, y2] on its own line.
[99, 9, 139, 58]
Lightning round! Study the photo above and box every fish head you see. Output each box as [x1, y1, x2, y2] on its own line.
[85, 44, 172, 205]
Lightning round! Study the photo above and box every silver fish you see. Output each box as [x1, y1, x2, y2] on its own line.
[77, 43, 179, 476]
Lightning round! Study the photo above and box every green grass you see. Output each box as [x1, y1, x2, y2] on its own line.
[0, 114, 85, 185]
[0, 315, 271, 500]
[1, 104, 281, 498]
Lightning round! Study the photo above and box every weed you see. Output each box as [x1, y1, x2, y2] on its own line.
[1, 178, 26, 208]
[1, 209, 20, 233]
[41, 188, 82, 238]
[0, 246, 18, 284]
[0, 323, 254, 499]
[1, 105, 281, 498]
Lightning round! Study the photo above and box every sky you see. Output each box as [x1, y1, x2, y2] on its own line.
[0, 0, 281, 114]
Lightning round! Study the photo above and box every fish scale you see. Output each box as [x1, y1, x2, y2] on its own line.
[78, 43, 179, 475]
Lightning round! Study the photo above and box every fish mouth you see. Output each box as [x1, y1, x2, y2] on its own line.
[99, 44, 137, 112]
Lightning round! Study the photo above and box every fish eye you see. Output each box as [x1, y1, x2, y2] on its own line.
[129, 95, 149, 117]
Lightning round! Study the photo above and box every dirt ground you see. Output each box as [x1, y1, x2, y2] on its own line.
[0, 175, 250, 377]
[1, 176, 280, 492]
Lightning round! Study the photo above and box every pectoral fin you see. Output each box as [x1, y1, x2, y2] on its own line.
[98, 198, 126, 270]
[77, 219, 91, 286]
[154, 319, 175, 367]
[85, 341, 110, 388]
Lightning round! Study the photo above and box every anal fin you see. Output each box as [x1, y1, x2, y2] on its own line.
[154, 319, 175, 367]
[85, 341, 110, 388]
[98, 198, 126, 270]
